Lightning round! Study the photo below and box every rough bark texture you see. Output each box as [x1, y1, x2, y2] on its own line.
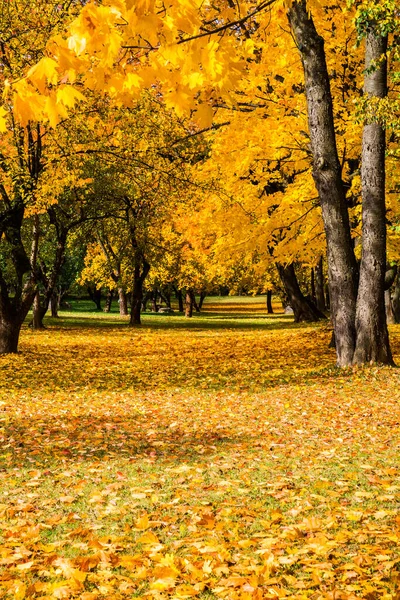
[315, 256, 326, 312]
[118, 288, 128, 316]
[0, 315, 21, 353]
[276, 263, 325, 323]
[288, 1, 358, 366]
[353, 31, 393, 365]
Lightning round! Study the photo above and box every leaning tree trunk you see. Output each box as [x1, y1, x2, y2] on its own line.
[288, 1, 358, 365]
[276, 263, 325, 323]
[353, 30, 393, 365]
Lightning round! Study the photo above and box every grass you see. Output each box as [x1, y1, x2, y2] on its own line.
[1, 297, 400, 599]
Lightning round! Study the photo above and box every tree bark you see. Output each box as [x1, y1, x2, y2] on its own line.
[118, 288, 128, 315]
[288, 1, 358, 365]
[174, 288, 184, 313]
[129, 257, 150, 326]
[353, 30, 393, 365]
[392, 273, 400, 323]
[0, 312, 22, 354]
[385, 290, 395, 324]
[185, 290, 193, 318]
[88, 286, 102, 311]
[276, 263, 325, 323]
[103, 288, 113, 313]
[199, 291, 207, 310]
[50, 292, 59, 317]
[310, 267, 316, 303]
[266, 290, 274, 314]
[31, 291, 47, 329]
[315, 256, 326, 312]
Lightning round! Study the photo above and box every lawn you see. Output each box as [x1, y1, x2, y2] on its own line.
[1, 297, 400, 599]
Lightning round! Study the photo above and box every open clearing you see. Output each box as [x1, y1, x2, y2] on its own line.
[1, 298, 400, 599]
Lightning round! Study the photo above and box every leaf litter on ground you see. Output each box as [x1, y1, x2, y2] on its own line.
[1, 301, 400, 599]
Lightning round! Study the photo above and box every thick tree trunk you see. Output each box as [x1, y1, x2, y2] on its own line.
[266, 290, 274, 314]
[185, 290, 193, 318]
[118, 288, 128, 316]
[315, 256, 326, 312]
[288, 1, 358, 365]
[276, 263, 325, 323]
[0, 315, 22, 354]
[353, 31, 392, 365]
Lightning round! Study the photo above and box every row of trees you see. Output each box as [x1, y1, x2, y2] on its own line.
[0, 0, 399, 365]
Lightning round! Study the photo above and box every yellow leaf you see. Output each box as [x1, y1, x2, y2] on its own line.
[137, 531, 160, 545]
[135, 513, 150, 529]
[57, 85, 86, 108]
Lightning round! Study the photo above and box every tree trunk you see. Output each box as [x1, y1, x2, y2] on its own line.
[0, 314, 22, 354]
[185, 290, 193, 318]
[50, 292, 59, 317]
[151, 291, 158, 313]
[353, 31, 393, 365]
[175, 288, 184, 313]
[118, 288, 128, 316]
[385, 290, 395, 324]
[129, 257, 150, 326]
[288, 1, 358, 365]
[88, 286, 102, 311]
[310, 267, 316, 303]
[31, 291, 47, 329]
[160, 290, 171, 308]
[315, 256, 326, 312]
[392, 273, 400, 323]
[103, 288, 113, 313]
[190, 290, 200, 312]
[199, 291, 207, 310]
[266, 290, 274, 314]
[276, 263, 325, 323]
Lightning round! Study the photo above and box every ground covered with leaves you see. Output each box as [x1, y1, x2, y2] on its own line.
[1, 299, 400, 600]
